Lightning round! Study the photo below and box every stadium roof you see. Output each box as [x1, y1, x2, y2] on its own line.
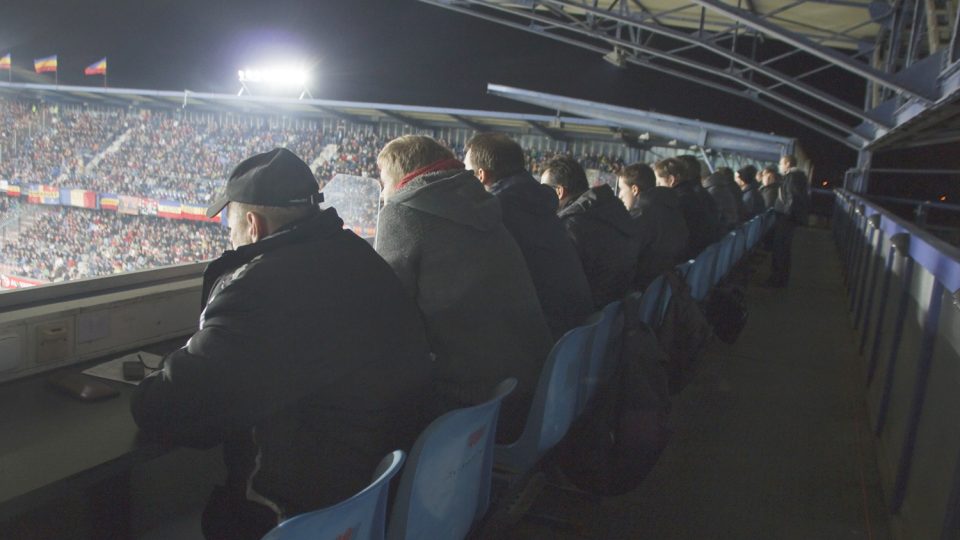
[419, 0, 960, 152]
[0, 81, 794, 161]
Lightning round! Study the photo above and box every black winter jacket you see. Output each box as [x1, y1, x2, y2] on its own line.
[490, 172, 594, 340]
[631, 186, 690, 289]
[558, 184, 642, 308]
[131, 209, 434, 519]
[702, 172, 741, 229]
[740, 183, 766, 218]
[672, 180, 723, 260]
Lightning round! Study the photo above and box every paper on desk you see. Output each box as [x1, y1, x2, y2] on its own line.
[82, 352, 163, 385]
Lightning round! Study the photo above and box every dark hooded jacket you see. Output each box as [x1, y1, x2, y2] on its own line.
[741, 182, 766, 218]
[760, 181, 781, 209]
[131, 208, 434, 521]
[702, 171, 741, 229]
[673, 180, 723, 260]
[775, 168, 811, 224]
[490, 171, 594, 340]
[376, 168, 553, 443]
[558, 184, 642, 308]
[631, 186, 690, 288]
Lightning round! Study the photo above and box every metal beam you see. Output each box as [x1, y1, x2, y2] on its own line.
[492, 84, 790, 160]
[526, 120, 571, 142]
[379, 109, 434, 132]
[449, 114, 489, 132]
[690, 0, 937, 102]
[543, 0, 891, 127]
[419, 0, 868, 140]
[314, 106, 375, 126]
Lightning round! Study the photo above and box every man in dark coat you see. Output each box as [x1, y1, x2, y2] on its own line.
[617, 162, 689, 289]
[759, 166, 782, 210]
[769, 154, 811, 287]
[655, 157, 722, 260]
[736, 165, 766, 218]
[464, 132, 593, 340]
[375, 135, 553, 443]
[701, 166, 741, 229]
[541, 155, 641, 308]
[131, 148, 434, 540]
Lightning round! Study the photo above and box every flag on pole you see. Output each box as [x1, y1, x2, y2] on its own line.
[0, 54, 10, 70]
[84, 58, 106, 76]
[34, 55, 57, 74]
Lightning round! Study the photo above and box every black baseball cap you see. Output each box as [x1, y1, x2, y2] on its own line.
[206, 147, 323, 218]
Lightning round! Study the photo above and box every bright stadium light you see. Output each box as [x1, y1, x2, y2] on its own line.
[237, 64, 313, 99]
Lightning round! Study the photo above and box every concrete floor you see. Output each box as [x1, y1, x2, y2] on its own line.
[505, 227, 891, 540]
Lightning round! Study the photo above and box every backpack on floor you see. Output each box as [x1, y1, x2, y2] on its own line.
[554, 293, 672, 496]
[657, 269, 712, 392]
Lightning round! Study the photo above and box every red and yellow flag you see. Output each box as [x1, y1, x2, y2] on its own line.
[34, 55, 57, 74]
[84, 58, 106, 76]
[0, 54, 10, 70]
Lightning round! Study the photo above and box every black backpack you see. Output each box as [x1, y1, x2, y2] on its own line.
[656, 269, 713, 393]
[554, 294, 672, 496]
[704, 285, 748, 344]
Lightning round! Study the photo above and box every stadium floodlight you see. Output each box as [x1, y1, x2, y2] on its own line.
[237, 64, 313, 99]
[602, 48, 627, 69]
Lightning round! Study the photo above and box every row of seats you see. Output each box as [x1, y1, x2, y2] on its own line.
[261, 210, 776, 540]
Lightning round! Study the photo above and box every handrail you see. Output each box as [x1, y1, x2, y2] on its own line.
[836, 189, 960, 293]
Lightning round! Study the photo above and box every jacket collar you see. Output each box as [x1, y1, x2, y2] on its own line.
[200, 208, 343, 307]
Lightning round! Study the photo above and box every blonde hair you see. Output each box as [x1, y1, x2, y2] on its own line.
[377, 135, 455, 183]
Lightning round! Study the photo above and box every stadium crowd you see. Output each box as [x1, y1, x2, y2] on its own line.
[0, 206, 229, 282]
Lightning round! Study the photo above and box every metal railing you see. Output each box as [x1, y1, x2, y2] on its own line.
[833, 189, 960, 539]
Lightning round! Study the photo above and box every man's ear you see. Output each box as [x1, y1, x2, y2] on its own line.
[556, 185, 567, 200]
[246, 211, 269, 243]
[475, 168, 492, 186]
[631, 185, 640, 197]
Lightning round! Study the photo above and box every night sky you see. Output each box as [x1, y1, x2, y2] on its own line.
[1, 0, 865, 183]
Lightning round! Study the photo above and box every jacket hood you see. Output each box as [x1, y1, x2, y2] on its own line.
[558, 184, 637, 236]
[389, 168, 502, 231]
[490, 171, 558, 217]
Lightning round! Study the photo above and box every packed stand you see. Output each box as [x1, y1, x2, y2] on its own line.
[0, 206, 230, 282]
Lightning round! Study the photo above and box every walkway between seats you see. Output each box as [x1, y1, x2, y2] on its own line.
[513, 227, 891, 539]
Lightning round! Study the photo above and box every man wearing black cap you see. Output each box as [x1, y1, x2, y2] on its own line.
[131, 148, 434, 539]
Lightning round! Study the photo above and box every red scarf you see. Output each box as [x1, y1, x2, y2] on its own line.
[396, 158, 465, 191]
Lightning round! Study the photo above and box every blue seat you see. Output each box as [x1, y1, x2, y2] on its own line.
[387, 378, 517, 540]
[495, 319, 599, 474]
[579, 300, 623, 414]
[745, 216, 762, 250]
[686, 243, 720, 302]
[260, 450, 405, 540]
[637, 274, 667, 327]
[713, 232, 737, 284]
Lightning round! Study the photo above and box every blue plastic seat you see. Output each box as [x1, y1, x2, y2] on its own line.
[494, 318, 598, 475]
[745, 216, 762, 250]
[713, 232, 734, 284]
[387, 378, 517, 540]
[637, 274, 667, 327]
[686, 243, 721, 302]
[260, 450, 405, 540]
[578, 300, 623, 414]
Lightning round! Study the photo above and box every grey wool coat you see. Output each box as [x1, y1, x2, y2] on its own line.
[375, 168, 554, 443]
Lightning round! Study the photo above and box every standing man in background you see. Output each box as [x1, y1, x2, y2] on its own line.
[769, 154, 811, 287]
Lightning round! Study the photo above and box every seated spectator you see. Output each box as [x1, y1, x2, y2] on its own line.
[697, 161, 741, 230]
[760, 165, 782, 209]
[541, 155, 641, 308]
[655, 157, 722, 260]
[375, 135, 553, 443]
[464, 132, 594, 340]
[131, 148, 434, 540]
[736, 165, 765, 218]
[618, 163, 689, 288]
